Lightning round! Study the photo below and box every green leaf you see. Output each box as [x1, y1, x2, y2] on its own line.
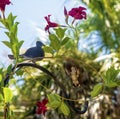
[49, 34, 61, 51]
[2, 41, 11, 48]
[5, 32, 10, 38]
[43, 46, 54, 54]
[103, 67, 120, 88]
[61, 37, 70, 45]
[105, 67, 120, 82]
[7, 64, 12, 74]
[47, 100, 60, 109]
[10, 110, 14, 117]
[3, 88, 13, 103]
[59, 101, 70, 116]
[0, 74, 2, 82]
[11, 22, 19, 36]
[7, 13, 13, 25]
[55, 28, 66, 39]
[0, 69, 4, 86]
[18, 40, 24, 49]
[11, 42, 19, 59]
[0, 94, 4, 102]
[105, 82, 118, 88]
[47, 94, 61, 109]
[0, 19, 6, 26]
[91, 83, 103, 98]
[15, 70, 24, 76]
[47, 94, 61, 102]
[7, 13, 17, 29]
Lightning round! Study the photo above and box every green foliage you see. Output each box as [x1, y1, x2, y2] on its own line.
[54, 28, 66, 39]
[43, 46, 54, 54]
[47, 94, 61, 109]
[3, 87, 13, 103]
[103, 66, 120, 88]
[0, 94, 4, 103]
[6, 64, 13, 74]
[91, 83, 103, 98]
[81, 0, 120, 52]
[0, 13, 24, 60]
[61, 37, 70, 46]
[44, 28, 70, 55]
[0, 74, 2, 83]
[58, 101, 70, 116]
[47, 94, 70, 116]
[0, 68, 4, 87]
[49, 34, 61, 51]
[91, 66, 120, 98]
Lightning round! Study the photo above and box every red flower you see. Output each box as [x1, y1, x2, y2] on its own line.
[0, 0, 11, 12]
[68, 6, 86, 20]
[36, 99, 48, 115]
[44, 15, 59, 32]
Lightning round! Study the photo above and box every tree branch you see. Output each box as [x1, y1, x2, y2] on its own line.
[4, 62, 88, 114]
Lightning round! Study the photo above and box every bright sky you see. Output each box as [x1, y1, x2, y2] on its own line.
[0, 0, 81, 66]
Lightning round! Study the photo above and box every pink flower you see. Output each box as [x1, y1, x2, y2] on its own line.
[44, 15, 59, 32]
[64, 7, 69, 24]
[68, 6, 86, 20]
[64, 7, 68, 17]
[36, 99, 48, 115]
[0, 0, 11, 12]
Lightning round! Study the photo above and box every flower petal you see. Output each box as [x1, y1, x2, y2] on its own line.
[0, 0, 11, 11]
[68, 6, 86, 20]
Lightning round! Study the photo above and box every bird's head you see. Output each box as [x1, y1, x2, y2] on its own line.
[36, 41, 44, 47]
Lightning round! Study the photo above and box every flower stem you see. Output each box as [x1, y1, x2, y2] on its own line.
[2, 11, 5, 20]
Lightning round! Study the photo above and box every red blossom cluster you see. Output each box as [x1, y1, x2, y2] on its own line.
[36, 99, 48, 115]
[44, 6, 87, 32]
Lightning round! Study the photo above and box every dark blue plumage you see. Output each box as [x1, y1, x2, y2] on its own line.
[8, 41, 45, 60]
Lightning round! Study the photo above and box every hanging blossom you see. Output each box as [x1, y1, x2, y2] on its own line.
[36, 99, 48, 115]
[64, 6, 86, 20]
[44, 15, 59, 32]
[0, 0, 11, 12]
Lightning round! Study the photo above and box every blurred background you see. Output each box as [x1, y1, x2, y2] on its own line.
[0, 0, 120, 119]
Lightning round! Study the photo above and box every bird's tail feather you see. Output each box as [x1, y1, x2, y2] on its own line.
[8, 55, 23, 59]
[8, 55, 15, 59]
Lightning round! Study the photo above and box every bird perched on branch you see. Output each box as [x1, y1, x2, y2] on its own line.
[8, 41, 45, 61]
[63, 58, 88, 87]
